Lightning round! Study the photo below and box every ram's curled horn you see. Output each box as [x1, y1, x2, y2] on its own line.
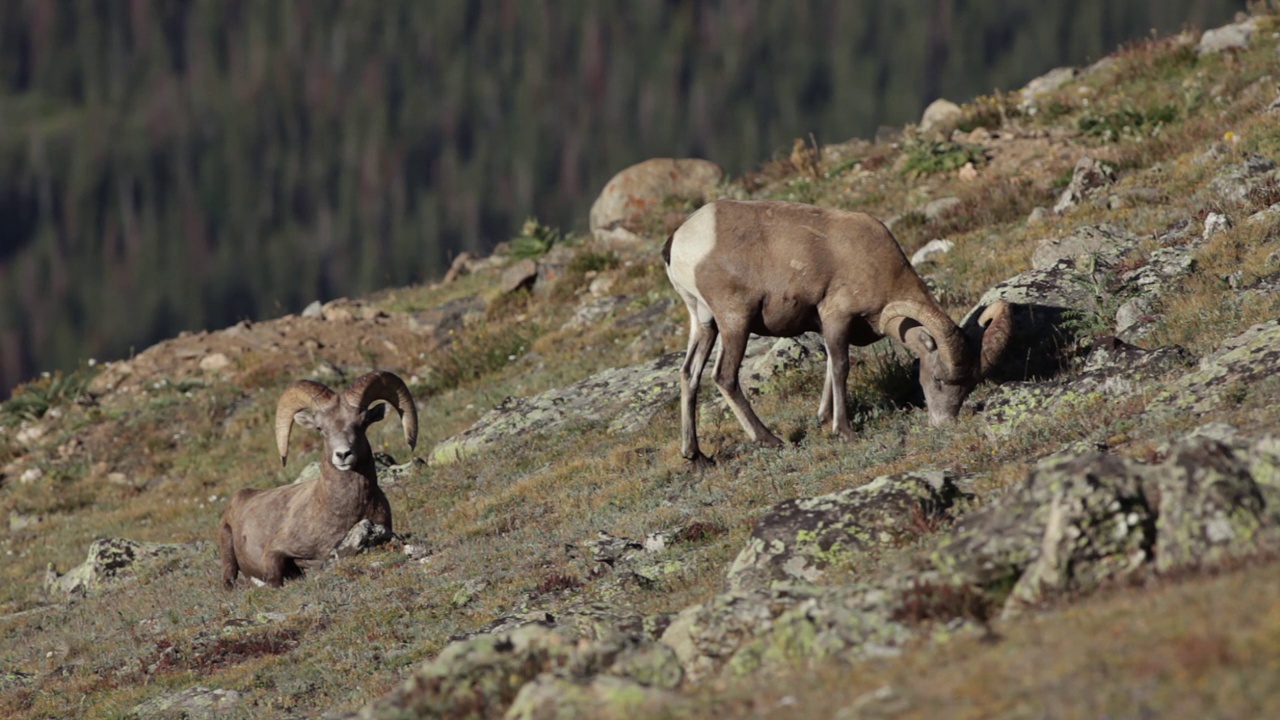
[977, 300, 1013, 378]
[343, 371, 419, 450]
[879, 299, 969, 382]
[275, 380, 336, 466]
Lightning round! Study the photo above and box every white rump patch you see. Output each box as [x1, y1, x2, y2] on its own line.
[666, 203, 718, 325]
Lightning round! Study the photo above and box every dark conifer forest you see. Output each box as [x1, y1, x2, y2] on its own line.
[0, 0, 1246, 395]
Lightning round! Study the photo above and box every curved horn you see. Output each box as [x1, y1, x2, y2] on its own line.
[275, 380, 336, 466]
[343, 371, 419, 451]
[879, 299, 968, 381]
[977, 300, 1013, 378]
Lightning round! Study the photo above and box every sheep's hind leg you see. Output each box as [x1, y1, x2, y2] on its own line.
[680, 317, 719, 466]
[219, 523, 239, 590]
[713, 323, 783, 448]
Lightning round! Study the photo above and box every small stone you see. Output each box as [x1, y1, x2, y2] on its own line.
[922, 196, 962, 222]
[910, 239, 955, 267]
[301, 300, 323, 318]
[1203, 212, 1232, 240]
[199, 353, 231, 372]
[20, 467, 43, 484]
[958, 161, 978, 182]
[15, 424, 46, 446]
[501, 258, 539, 295]
[1027, 206, 1049, 225]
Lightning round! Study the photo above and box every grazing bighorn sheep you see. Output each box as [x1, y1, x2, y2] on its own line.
[663, 199, 1011, 463]
[219, 371, 418, 588]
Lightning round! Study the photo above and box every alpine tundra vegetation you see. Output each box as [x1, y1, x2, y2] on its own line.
[5, 10, 1280, 720]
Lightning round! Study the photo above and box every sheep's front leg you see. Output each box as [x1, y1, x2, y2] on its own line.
[817, 355, 835, 425]
[679, 318, 719, 465]
[822, 327, 857, 442]
[714, 323, 783, 448]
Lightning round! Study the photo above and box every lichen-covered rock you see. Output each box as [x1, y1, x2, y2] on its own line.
[131, 686, 244, 718]
[1053, 157, 1116, 214]
[981, 337, 1192, 440]
[661, 579, 961, 683]
[589, 158, 724, 245]
[1148, 318, 1280, 416]
[932, 451, 1155, 598]
[1206, 154, 1277, 205]
[1152, 436, 1278, 573]
[726, 471, 970, 592]
[430, 334, 824, 464]
[353, 612, 683, 720]
[44, 537, 196, 598]
[504, 675, 686, 720]
[1030, 224, 1138, 272]
[355, 625, 575, 719]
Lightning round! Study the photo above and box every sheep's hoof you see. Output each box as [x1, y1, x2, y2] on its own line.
[757, 434, 785, 449]
[686, 451, 716, 469]
[836, 426, 858, 443]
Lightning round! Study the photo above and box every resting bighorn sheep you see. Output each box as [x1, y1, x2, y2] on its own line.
[663, 199, 1012, 463]
[219, 371, 418, 588]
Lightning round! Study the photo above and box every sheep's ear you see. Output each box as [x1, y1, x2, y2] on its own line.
[294, 410, 320, 430]
[903, 326, 938, 356]
[364, 403, 389, 424]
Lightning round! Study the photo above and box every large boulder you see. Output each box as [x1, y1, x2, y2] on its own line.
[726, 470, 970, 592]
[931, 430, 1280, 615]
[1197, 16, 1257, 55]
[589, 158, 724, 245]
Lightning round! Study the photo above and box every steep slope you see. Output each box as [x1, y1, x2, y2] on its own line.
[3, 13, 1280, 720]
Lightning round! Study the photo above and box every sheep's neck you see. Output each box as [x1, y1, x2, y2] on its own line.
[315, 462, 379, 524]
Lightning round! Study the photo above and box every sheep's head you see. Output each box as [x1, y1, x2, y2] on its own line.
[274, 372, 419, 471]
[885, 300, 1012, 427]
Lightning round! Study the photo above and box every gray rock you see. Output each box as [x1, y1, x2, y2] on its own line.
[1149, 318, 1280, 417]
[1019, 67, 1077, 113]
[919, 99, 963, 136]
[501, 258, 539, 295]
[44, 537, 195, 598]
[301, 300, 324, 319]
[1030, 224, 1138, 271]
[1027, 206, 1049, 225]
[932, 451, 1155, 607]
[1053, 157, 1117, 214]
[505, 675, 686, 720]
[589, 158, 724, 245]
[1203, 212, 1232, 240]
[563, 295, 632, 331]
[981, 338, 1192, 440]
[1197, 17, 1257, 55]
[352, 614, 684, 720]
[921, 196, 962, 222]
[1152, 436, 1278, 574]
[910, 239, 955, 267]
[1207, 154, 1277, 205]
[131, 686, 244, 719]
[332, 519, 393, 559]
[430, 334, 824, 464]
[726, 471, 970, 592]
[1246, 202, 1280, 227]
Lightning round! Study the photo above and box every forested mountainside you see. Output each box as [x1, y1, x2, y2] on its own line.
[0, 0, 1245, 397]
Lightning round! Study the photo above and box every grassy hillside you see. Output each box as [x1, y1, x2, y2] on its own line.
[4, 11, 1280, 719]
